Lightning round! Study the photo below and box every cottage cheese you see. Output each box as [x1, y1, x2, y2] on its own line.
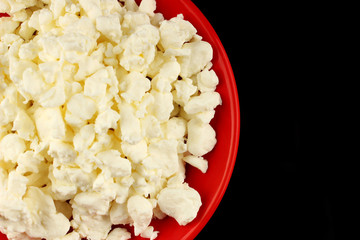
[0, 0, 222, 239]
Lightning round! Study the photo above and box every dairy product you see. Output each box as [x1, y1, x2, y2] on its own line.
[158, 182, 202, 226]
[0, 0, 221, 239]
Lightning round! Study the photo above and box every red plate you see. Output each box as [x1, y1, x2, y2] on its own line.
[0, 0, 239, 239]
[0, 13, 9, 17]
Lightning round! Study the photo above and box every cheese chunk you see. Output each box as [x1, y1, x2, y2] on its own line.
[159, 14, 197, 50]
[96, 150, 132, 178]
[106, 228, 131, 240]
[96, 14, 122, 43]
[197, 69, 219, 92]
[0, 134, 26, 163]
[34, 107, 66, 141]
[187, 119, 217, 156]
[183, 155, 208, 173]
[143, 139, 179, 178]
[178, 41, 213, 78]
[184, 91, 222, 115]
[127, 195, 153, 236]
[24, 187, 70, 239]
[118, 102, 142, 144]
[94, 109, 120, 134]
[120, 71, 151, 103]
[157, 183, 202, 226]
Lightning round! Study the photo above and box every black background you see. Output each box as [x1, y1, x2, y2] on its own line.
[191, 1, 341, 239]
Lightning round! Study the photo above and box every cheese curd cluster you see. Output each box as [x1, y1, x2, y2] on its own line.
[0, 0, 222, 239]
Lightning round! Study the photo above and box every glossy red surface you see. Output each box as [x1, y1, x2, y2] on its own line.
[0, 0, 239, 239]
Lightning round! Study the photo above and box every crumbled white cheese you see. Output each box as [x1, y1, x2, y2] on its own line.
[127, 195, 154, 236]
[187, 119, 217, 156]
[55, 231, 81, 240]
[34, 107, 66, 141]
[144, 139, 180, 178]
[140, 226, 159, 240]
[121, 139, 148, 164]
[139, 0, 156, 17]
[159, 14, 197, 50]
[24, 187, 71, 239]
[66, 93, 97, 122]
[118, 102, 142, 144]
[178, 41, 213, 78]
[94, 109, 120, 134]
[48, 141, 77, 165]
[110, 202, 131, 225]
[73, 124, 95, 152]
[96, 14, 122, 43]
[106, 228, 131, 240]
[120, 71, 151, 103]
[0, 0, 222, 239]
[183, 155, 208, 173]
[184, 91, 222, 115]
[197, 68, 219, 92]
[0, 133, 26, 163]
[157, 183, 202, 226]
[96, 150, 131, 178]
[12, 110, 35, 141]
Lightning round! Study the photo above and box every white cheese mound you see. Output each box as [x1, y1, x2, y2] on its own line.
[0, 0, 222, 239]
